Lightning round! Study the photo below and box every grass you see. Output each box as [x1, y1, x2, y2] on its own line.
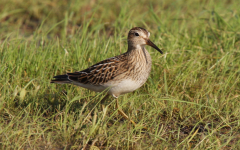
[1, 0, 240, 149]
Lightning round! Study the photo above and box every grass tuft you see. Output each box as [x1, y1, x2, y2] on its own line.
[1, 0, 240, 149]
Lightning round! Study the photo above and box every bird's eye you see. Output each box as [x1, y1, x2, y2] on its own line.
[134, 33, 139, 36]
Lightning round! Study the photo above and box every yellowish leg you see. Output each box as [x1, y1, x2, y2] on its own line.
[102, 95, 148, 130]
[116, 98, 137, 127]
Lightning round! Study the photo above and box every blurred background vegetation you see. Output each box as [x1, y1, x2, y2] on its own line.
[1, 0, 240, 149]
[1, 0, 238, 38]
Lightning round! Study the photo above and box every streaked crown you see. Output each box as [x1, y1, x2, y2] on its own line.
[127, 27, 163, 54]
[127, 27, 150, 45]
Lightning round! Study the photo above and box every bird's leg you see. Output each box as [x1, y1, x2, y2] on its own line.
[116, 98, 137, 127]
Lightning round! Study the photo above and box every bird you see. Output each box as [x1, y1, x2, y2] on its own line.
[51, 27, 163, 127]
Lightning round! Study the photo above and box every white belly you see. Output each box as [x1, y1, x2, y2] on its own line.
[107, 78, 145, 97]
[73, 78, 145, 98]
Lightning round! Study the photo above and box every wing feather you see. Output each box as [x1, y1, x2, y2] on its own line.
[67, 55, 128, 85]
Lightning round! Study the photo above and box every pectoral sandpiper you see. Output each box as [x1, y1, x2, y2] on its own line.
[51, 27, 163, 127]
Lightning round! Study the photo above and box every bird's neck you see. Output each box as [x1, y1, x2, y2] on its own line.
[127, 44, 151, 65]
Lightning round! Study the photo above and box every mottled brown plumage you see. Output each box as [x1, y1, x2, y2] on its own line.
[67, 54, 128, 85]
[51, 27, 163, 128]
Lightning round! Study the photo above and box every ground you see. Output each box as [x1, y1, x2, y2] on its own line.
[1, 0, 240, 149]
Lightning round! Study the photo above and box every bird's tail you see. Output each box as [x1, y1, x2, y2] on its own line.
[51, 75, 72, 84]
